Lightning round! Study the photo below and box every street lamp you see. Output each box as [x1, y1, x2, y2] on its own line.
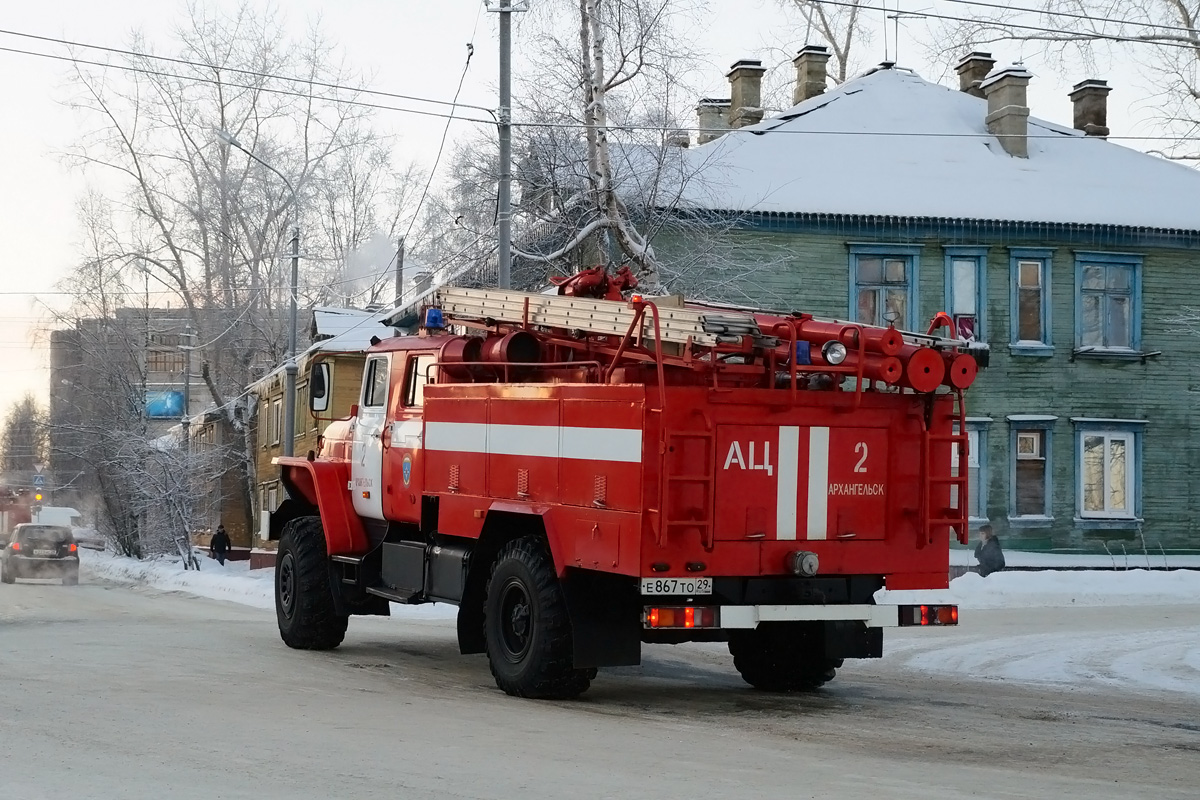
[215, 128, 301, 458]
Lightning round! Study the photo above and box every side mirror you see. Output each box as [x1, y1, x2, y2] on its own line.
[310, 362, 330, 413]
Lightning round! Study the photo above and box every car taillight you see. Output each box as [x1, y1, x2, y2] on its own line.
[10, 542, 19, 551]
[644, 606, 720, 629]
[68, 543, 78, 552]
[898, 604, 959, 626]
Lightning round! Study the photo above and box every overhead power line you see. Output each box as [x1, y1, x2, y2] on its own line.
[0, 26, 495, 115]
[807, 0, 1200, 51]
[0, 43, 498, 126]
[5, 28, 1200, 143]
[946, 0, 1200, 37]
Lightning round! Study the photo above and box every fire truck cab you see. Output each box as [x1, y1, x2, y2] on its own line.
[270, 279, 982, 699]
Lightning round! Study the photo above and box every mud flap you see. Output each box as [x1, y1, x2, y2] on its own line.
[825, 620, 883, 660]
[560, 568, 642, 668]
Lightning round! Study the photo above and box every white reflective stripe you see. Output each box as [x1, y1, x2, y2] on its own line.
[391, 419, 424, 448]
[806, 426, 830, 540]
[425, 422, 488, 453]
[776, 426, 799, 540]
[719, 604, 899, 629]
[424, 422, 642, 462]
[560, 426, 643, 463]
[487, 424, 560, 458]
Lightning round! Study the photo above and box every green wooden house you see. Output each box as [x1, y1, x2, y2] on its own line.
[657, 50, 1200, 554]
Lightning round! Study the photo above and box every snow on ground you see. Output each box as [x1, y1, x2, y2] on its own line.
[78, 550, 456, 619]
[880, 569, 1200, 609]
[949, 548, 1200, 570]
[81, 549, 1200, 697]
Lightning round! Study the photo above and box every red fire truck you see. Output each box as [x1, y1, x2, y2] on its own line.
[270, 271, 984, 698]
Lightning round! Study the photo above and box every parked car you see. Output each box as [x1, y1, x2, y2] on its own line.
[1, 524, 79, 585]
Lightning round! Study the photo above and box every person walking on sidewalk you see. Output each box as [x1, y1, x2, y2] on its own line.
[209, 524, 231, 566]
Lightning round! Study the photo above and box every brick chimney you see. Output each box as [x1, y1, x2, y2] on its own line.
[1069, 79, 1112, 138]
[665, 129, 690, 148]
[793, 45, 831, 104]
[696, 98, 731, 144]
[981, 64, 1033, 158]
[727, 59, 767, 129]
[955, 51, 996, 98]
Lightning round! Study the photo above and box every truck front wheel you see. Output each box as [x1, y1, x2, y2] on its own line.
[276, 516, 347, 650]
[728, 622, 842, 692]
[484, 536, 594, 699]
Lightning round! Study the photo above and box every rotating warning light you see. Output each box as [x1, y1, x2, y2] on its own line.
[821, 340, 848, 365]
[424, 308, 445, 330]
[34, 493, 43, 502]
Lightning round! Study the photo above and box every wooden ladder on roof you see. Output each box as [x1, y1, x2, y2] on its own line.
[921, 389, 971, 546]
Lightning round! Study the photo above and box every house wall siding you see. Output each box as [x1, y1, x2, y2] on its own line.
[656, 226, 1200, 552]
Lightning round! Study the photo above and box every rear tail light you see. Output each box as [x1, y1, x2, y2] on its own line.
[10, 542, 19, 551]
[68, 543, 78, 552]
[898, 604, 959, 626]
[644, 606, 719, 629]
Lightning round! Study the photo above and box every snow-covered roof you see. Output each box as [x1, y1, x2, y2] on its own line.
[252, 309, 395, 390]
[310, 307, 381, 341]
[680, 65, 1200, 231]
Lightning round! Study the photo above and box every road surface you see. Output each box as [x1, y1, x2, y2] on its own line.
[0, 570, 1196, 800]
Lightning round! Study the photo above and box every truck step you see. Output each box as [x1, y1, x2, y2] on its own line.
[366, 585, 422, 604]
[331, 555, 363, 565]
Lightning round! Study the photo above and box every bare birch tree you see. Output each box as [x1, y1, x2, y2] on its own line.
[54, 4, 413, 550]
[501, 0, 711, 288]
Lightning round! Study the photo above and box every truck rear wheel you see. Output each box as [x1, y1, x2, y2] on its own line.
[276, 516, 347, 650]
[484, 536, 594, 699]
[728, 622, 842, 692]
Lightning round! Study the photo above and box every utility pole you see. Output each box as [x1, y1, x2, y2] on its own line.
[283, 227, 299, 458]
[488, 0, 527, 289]
[181, 325, 193, 451]
[395, 236, 406, 308]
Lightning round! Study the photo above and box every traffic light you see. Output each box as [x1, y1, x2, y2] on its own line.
[34, 493, 43, 503]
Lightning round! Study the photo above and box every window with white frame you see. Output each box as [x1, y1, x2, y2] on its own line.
[1079, 429, 1137, 519]
[945, 247, 987, 341]
[1012, 425, 1052, 518]
[1076, 254, 1141, 352]
[851, 246, 918, 330]
[1009, 249, 1052, 352]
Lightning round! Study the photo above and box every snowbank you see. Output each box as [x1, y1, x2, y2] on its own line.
[80, 550, 277, 609]
[880, 569, 1200, 609]
[79, 550, 456, 619]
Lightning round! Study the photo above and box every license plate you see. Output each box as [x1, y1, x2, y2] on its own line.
[33, 549, 56, 556]
[640, 577, 713, 595]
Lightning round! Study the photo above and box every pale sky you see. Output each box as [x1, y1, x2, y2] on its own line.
[0, 0, 1150, 417]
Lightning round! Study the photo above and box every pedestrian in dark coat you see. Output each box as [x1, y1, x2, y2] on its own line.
[974, 523, 1005, 577]
[210, 524, 231, 566]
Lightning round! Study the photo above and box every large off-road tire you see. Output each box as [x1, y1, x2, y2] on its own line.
[276, 516, 348, 650]
[728, 622, 843, 692]
[0, 562, 13, 584]
[484, 536, 595, 699]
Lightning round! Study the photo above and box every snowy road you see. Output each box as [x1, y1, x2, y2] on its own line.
[0, 571, 1197, 799]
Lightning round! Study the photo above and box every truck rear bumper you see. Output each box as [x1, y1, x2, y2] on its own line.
[718, 604, 898, 629]
[643, 603, 958, 630]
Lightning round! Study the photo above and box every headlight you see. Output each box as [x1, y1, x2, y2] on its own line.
[822, 341, 848, 365]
